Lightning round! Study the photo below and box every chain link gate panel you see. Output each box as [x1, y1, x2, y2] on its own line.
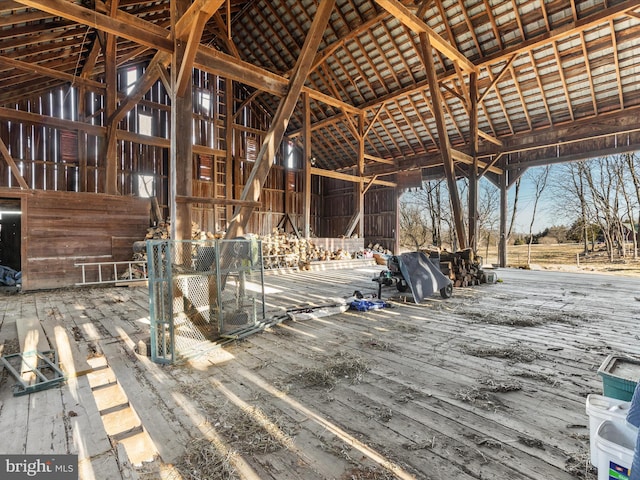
[147, 238, 265, 363]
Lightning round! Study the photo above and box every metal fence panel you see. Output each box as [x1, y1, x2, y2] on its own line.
[147, 238, 265, 363]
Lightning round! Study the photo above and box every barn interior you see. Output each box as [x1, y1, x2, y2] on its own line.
[1, 0, 640, 479]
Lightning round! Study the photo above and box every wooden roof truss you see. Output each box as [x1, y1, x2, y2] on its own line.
[1, 0, 640, 220]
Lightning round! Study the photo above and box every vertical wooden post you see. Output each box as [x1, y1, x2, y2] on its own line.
[468, 72, 479, 252]
[77, 86, 87, 192]
[356, 114, 365, 238]
[171, 0, 193, 242]
[104, 19, 118, 195]
[499, 171, 508, 267]
[394, 188, 401, 254]
[225, 78, 234, 226]
[302, 92, 312, 238]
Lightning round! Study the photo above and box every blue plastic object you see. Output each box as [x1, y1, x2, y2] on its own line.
[350, 300, 387, 311]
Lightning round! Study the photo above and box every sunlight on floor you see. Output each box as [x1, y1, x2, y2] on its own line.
[236, 367, 417, 480]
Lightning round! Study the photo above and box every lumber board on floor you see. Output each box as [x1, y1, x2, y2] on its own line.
[25, 386, 68, 454]
[61, 375, 113, 461]
[17, 297, 49, 354]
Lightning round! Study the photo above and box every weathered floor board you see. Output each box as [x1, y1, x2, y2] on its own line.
[1, 266, 636, 479]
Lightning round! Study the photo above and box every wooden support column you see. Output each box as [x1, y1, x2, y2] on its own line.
[103, 1, 119, 195]
[499, 171, 508, 267]
[419, 32, 468, 249]
[225, 78, 234, 225]
[77, 87, 88, 192]
[171, 0, 193, 241]
[468, 72, 479, 252]
[356, 114, 365, 238]
[394, 188, 401, 254]
[225, 0, 336, 238]
[78, 33, 103, 193]
[302, 92, 312, 238]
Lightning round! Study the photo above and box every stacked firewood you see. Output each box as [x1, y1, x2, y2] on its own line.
[123, 223, 378, 277]
[438, 249, 483, 287]
[144, 221, 222, 241]
[262, 231, 320, 269]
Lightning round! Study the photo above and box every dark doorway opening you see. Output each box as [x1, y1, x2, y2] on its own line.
[0, 198, 22, 273]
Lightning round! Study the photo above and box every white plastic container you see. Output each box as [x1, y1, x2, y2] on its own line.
[586, 394, 631, 466]
[595, 420, 636, 480]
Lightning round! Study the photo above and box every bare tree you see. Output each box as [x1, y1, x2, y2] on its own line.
[477, 180, 500, 261]
[526, 166, 551, 265]
[507, 177, 521, 242]
[582, 157, 624, 261]
[399, 202, 429, 250]
[550, 161, 598, 253]
[616, 157, 637, 258]
[624, 152, 640, 259]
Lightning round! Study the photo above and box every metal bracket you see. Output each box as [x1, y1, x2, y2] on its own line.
[0, 350, 66, 396]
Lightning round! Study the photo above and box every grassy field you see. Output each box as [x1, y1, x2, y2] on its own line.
[481, 242, 640, 277]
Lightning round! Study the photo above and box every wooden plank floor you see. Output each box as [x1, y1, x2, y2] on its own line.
[0, 265, 636, 479]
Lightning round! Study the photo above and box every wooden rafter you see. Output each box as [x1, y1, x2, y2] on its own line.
[579, 31, 598, 116]
[528, 50, 553, 126]
[609, 19, 624, 110]
[14, 0, 172, 52]
[508, 63, 532, 130]
[477, 55, 517, 104]
[375, 0, 476, 73]
[212, 12, 240, 58]
[0, 55, 105, 92]
[311, 12, 389, 71]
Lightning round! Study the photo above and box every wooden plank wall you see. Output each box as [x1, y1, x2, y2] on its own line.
[16, 189, 150, 291]
[320, 179, 397, 251]
[364, 185, 397, 250]
[0, 67, 395, 272]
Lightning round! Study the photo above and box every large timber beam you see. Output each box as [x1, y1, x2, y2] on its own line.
[419, 32, 468, 249]
[310, 167, 397, 188]
[303, 92, 312, 238]
[225, 0, 337, 238]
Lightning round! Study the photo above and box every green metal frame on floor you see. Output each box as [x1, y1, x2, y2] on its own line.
[0, 350, 66, 396]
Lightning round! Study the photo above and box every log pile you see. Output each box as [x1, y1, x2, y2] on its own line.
[143, 221, 222, 241]
[438, 249, 483, 287]
[261, 230, 356, 269]
[123, 223, 385, 278]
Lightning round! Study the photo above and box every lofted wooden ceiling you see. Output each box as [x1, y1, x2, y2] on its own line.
[1, 0, 640, 181]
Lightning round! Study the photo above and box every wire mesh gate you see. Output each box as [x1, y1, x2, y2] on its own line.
[147, 238, 265, 364]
